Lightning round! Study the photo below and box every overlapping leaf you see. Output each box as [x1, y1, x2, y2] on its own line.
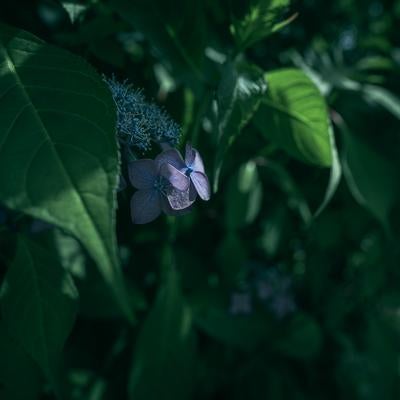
[254, 68, 333, 167]
[0, 236, 78, 391]
[213, 60, 267, 191]
[128, 267, 195, 400]
[0, 24, 132, 321]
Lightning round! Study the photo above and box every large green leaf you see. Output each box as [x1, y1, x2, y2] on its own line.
[213, 60, 267, 191]
[128, 267, 195, 400]
[0, 321, 42, 400]
[0, 24, 132, 321]
[0, 235, 78, 389]
[341, 123, 397, 232]
[230, 0, 295, 51]
[254, 68, 332, 167]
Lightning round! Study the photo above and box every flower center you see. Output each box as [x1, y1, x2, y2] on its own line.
[185, 167, 193, 177]
[153, 176, 169, 196]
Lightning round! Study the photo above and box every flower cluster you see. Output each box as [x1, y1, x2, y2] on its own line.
[254, 267, 296, 318]
[104, 76, 180, 152]
[229, 265, 296, 318]
[128, 143, 210, 224]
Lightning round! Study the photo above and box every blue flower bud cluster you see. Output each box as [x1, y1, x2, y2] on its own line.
[105, 76, 211, 224]
[229, 264, 296, 318]
[104, 76, 180, 152]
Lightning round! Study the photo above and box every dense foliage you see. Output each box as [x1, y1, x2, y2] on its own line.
[0, 0, 400, 399]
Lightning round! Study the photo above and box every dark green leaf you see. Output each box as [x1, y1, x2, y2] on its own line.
[225, 160, 263, 230]
[0, 235, 78, 388]
[192, 288, 274, 351]
[0, 321, 42, 400]
[216, 232, 247, 286]
[108, 0, 207, 87]
[0, 24, 133, 321]
[341, 123, 397, 232]
[274, 313, 322, 359]
[128, 267, 195, 400]
[363, 84, 400, 121]
[213, 60, 267, 191]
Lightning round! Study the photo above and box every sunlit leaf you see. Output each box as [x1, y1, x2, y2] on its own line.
[313, 124, 342, 218]
[254, 68, 332, 167]
[230, 0, 296, 51]
[0, 24, 133, 321]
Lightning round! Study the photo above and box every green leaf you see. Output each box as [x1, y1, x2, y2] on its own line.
[313, 124, 342, 218]
[128, 267, 195, 400]
[230, 0, 295, 51]
[213, 60, 267, 192]
[341, 122, 397, 232]
[53, 230, 146, 319]
[254, 68, 332, 167]
[109, 0, 207, 87]
[61, 1, 87, 24]
[0, 235, 78, 389]
[216, 232, 247, 286]
[363, 84, 400, 121]
[0, 321, 42, 400]
[192, 288, 274, 351]
[225, 160, 263, 230]
[274, 313, 322, 359]
[0, 24, 133, 321]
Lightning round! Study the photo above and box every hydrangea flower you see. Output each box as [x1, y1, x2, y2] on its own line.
[104, 76, 180, 152]
[254, 267, 296, 319]
[229, 292, 252, 315]
[155, 143, 211, 201]
[128, 151, 193, 224]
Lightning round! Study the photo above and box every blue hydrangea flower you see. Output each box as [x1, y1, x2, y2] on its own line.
[128, 151, 193, 224]
[155, 143, 211, 201]
[104, 76, 180, 152]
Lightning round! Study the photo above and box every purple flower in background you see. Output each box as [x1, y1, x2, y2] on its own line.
[229, 292, 252, 315]
[270, 295, 296, 319]
[249, 263, 297, 319]
[156, 143, 211, 201]
[256, 280, 273, 300]
[128, 151, 192, 224]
